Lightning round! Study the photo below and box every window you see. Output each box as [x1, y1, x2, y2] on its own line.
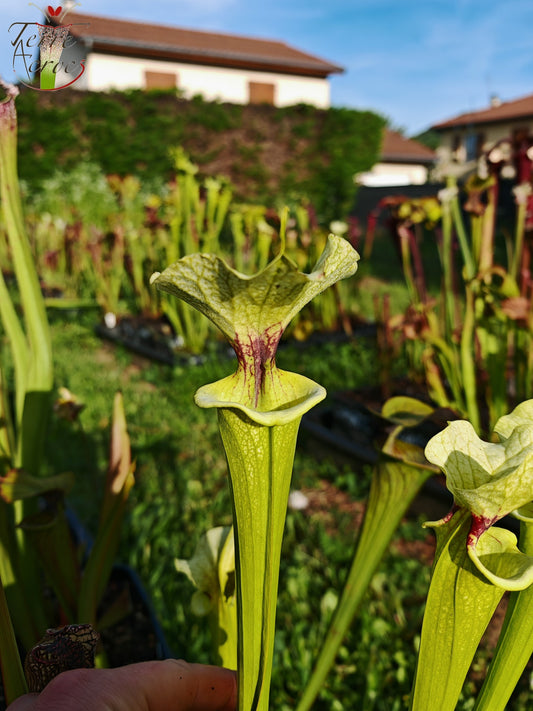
[451, 133, 462, 160]
[144, 71, 177, 90]
[465, 131, 484, 161]
[248, 81, 275, 105]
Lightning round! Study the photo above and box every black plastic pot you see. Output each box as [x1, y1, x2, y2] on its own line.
[301, 392, 520, 536]
[0, 511, 175, 711]
[66, 507, 175, 663]
[95, 317, 179, 366]
[95, 315, 237, 367]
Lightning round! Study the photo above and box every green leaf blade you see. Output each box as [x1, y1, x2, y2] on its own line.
[410, 510, 505, 711]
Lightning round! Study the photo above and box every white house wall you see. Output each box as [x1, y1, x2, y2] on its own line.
[356, 162, 429, 187]
[85, 53, 331, 107]
[437, 119, 533, 163]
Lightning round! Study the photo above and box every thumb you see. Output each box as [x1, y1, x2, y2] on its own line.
[5, 694, 38, 711]
[7, 660, 237, 711]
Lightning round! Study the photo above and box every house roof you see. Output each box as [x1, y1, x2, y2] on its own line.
[381, 130, 436, 164]
[432, 92, 533, 130]
[63, 12, 344, 78]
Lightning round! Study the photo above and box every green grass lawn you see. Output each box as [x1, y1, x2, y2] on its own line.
[40, 309, 532, 711]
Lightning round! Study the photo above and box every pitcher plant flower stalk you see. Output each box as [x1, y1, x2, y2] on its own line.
[409, 400, 533, 711]
[151, 226, 359, 711]
[440, 176, 479, 433]
[510, 182, 531, 284]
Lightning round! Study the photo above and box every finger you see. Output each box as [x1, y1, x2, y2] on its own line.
[123, 660, 237, 711]
[33, 660, 237, 711]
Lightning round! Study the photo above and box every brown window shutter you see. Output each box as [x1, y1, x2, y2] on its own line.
[248, 81, 275, 105]
[144, 71, 177, 90]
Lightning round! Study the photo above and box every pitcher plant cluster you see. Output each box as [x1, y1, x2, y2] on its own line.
[369, 139, 533, 437]
[1, 79, 533, 711]
[18, 153, 355, 353]
[159, 142, 533, 708]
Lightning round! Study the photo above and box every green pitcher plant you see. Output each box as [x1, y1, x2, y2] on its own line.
[0, 81, 54, 654]
[162, 148, 233, 353]
[472, 506, 533, 711]
[175, 525, 237, 670]
[296, 395, 446, 711]
[374, 144, 533, 438]
[0, 83, 137, 706]
[151, 225, 359, 711]
[409, 399, 533, 711]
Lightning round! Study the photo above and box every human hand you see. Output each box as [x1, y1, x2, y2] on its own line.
[7, 659, 237, 711]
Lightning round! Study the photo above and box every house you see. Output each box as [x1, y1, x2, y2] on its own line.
[431, 92, 533, 165]
[351, 130, 438, 227]
[356, 130, 436, 187]
[56, 12, 343, 108]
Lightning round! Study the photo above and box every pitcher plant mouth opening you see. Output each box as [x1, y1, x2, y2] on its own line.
[195, 369, 326, 424]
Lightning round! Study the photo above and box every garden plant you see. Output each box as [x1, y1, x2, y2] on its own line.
[1, 79, 533, 711]
[23, 151, 359, 355]
[0, 83, 136, 703]
[373, 140, 533, 436]
[151, 218, 360, 711]
[152, 236, 533, 710]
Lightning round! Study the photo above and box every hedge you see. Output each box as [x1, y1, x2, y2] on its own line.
[15, 87, 386, 224]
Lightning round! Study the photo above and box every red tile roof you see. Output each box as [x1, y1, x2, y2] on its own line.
[432, 92, 533, 130]
[63, 12, 344, 78]
[381, 130, 436, 163]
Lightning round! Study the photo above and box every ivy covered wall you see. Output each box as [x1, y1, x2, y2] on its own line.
[16, 88, 386, 224]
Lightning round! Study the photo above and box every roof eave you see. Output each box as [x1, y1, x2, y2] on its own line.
[81, 37, 344, 77]
[433, 111, 533, 131]
[381, 155, 436, 164]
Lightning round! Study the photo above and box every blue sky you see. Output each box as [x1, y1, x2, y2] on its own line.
[2, 0, 532, 136]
